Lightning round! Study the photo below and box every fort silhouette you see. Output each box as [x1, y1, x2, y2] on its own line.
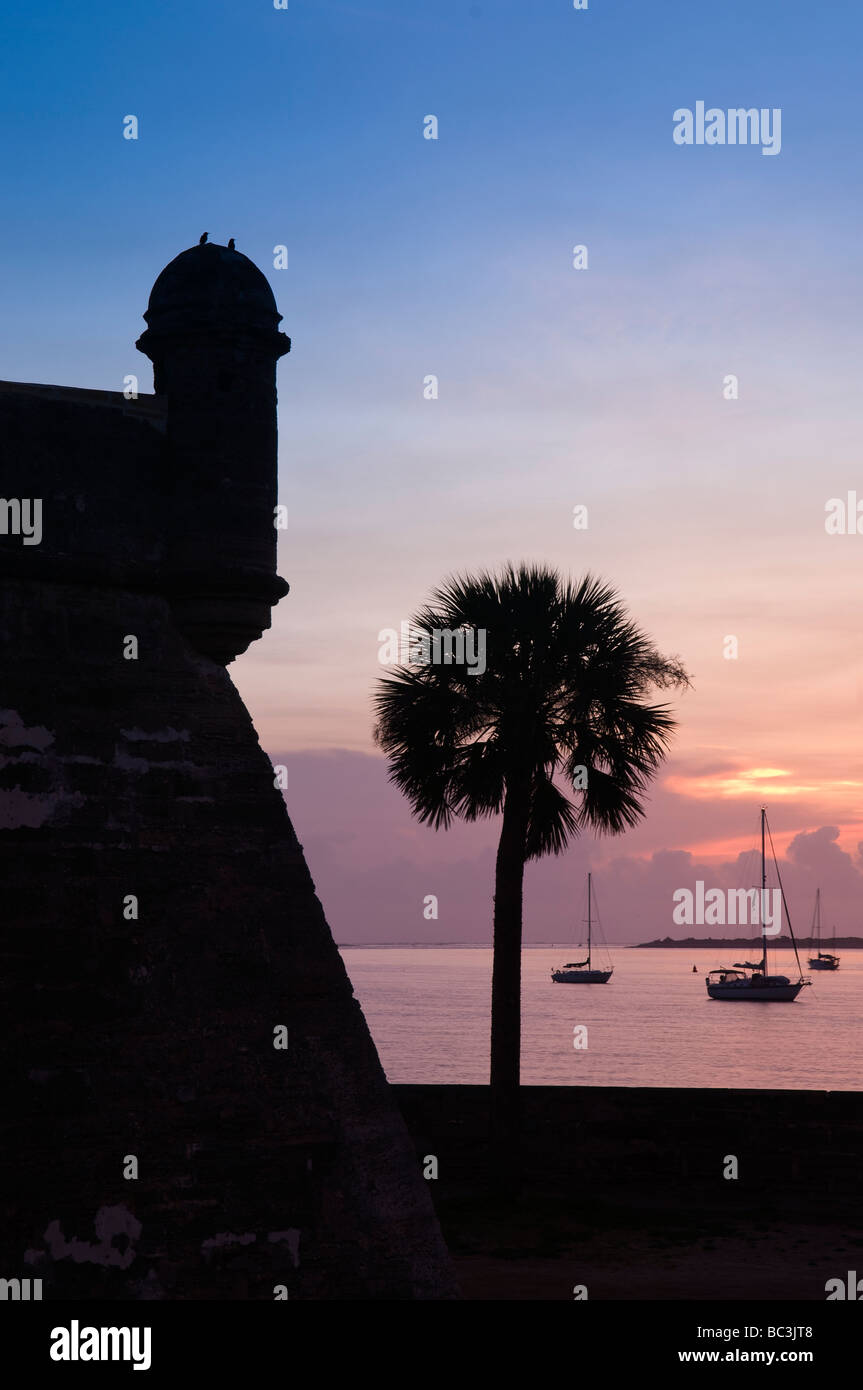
[0, 242, 456, 1299]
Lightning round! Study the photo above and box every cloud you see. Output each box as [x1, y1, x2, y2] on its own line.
[279, 749, 863, 944]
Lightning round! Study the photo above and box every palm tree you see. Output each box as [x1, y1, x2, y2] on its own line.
[373, 563, 689, 1184]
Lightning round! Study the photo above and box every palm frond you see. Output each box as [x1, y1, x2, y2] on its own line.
[373, 562, 690, 852]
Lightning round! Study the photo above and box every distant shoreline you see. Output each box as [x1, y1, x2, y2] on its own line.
[338, 939, 863, 949]
[634, 936, 863, 949]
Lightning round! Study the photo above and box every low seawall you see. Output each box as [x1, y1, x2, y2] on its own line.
[394, 1085, 863, 1298]
[395, 1084, 863, 1192]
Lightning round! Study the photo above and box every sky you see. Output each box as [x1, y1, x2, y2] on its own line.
[2, 1, 862, 942]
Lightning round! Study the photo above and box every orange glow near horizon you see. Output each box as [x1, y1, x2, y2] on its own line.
[665, 766, 863, 805]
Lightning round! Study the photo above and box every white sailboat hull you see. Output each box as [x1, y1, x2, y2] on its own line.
[705, 810, 812, 1003]
[552, 969, 612, 984]
[706, 975, 806, 1002]
[807, 890, 839, 969]
[551, 872, 613, 984]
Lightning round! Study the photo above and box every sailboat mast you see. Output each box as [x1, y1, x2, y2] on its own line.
[587, 872, 592, 967]
[760, 807, 768, 975]
[815, 888, 821, 950]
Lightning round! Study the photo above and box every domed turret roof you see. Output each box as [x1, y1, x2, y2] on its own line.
[142, 242, 283, 336]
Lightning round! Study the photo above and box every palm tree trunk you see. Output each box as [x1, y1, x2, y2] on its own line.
[490, 775, 530, 1194]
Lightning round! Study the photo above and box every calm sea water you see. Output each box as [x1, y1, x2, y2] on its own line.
[340, 947, 863, 1090]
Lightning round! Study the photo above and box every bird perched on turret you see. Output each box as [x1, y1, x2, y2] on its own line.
[227, 238, 235, 251]
[199, 232, 208, 244]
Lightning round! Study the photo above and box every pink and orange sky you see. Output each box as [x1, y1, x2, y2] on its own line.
[231, 234, 863, 944]
[232, 367, 863, 943]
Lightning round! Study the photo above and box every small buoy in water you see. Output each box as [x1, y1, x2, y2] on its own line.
[692, 964, 698, 972]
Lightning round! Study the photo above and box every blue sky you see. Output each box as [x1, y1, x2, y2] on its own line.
[2, 0, 858, 390]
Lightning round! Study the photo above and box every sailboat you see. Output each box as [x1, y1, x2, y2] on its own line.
[808, 887, 840, 970]
[551, 873, 613, 983]
[705, 808, 811, 1002]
